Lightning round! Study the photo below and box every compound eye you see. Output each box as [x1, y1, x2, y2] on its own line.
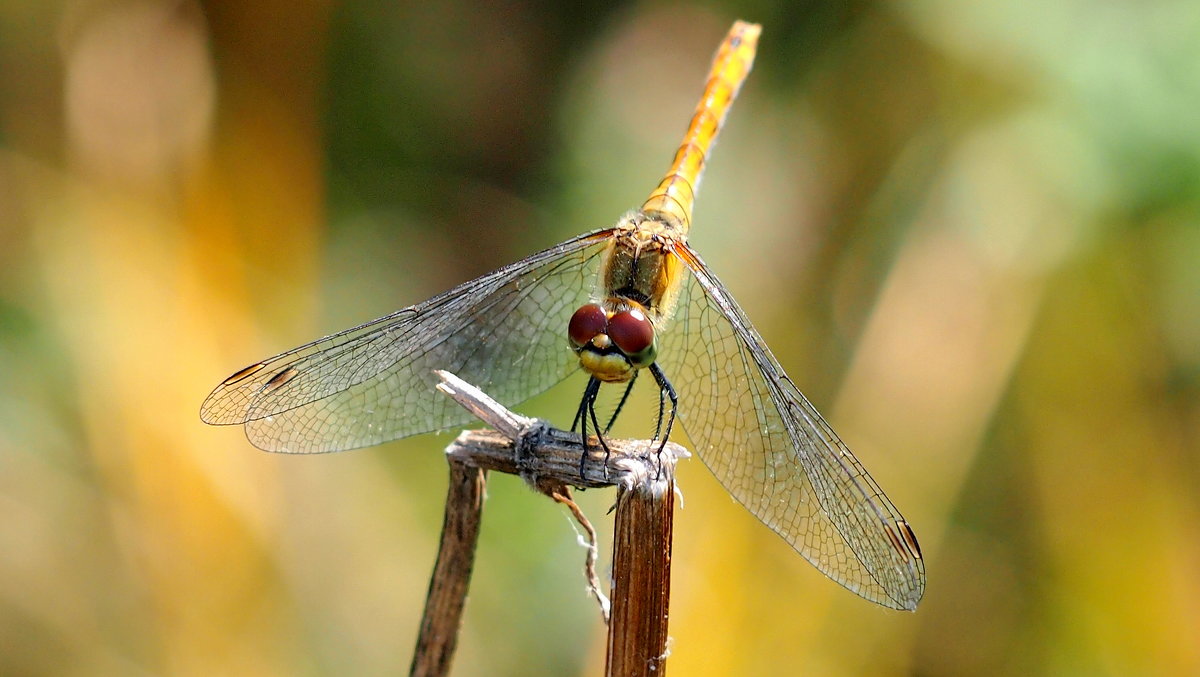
[607, 308, 655, 357]
[568, 304, 607, 347]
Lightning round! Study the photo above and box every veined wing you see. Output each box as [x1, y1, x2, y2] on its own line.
[201, 229, 614, 453]
[658, 243, 925, 610]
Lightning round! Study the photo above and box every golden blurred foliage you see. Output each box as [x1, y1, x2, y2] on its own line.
[1, 1, 1197, 675]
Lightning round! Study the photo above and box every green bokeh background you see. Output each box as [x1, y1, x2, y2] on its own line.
[2, 1, 1198, 675]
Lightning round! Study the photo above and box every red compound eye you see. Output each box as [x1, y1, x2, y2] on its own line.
[607, 308, 655, 356]
[568, 304, 607, 347]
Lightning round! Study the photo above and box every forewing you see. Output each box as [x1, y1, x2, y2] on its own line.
[201, 229, 613, 453]
[657, 243, 925, 610]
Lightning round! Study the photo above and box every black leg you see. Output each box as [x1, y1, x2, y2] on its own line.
[648, 363, 678, 478]
[603, 371, 638, 434]
[571, 380, 590, 433]
[587, 389, 613, 480]
[576, 377, 602, 478]
[652, 378, 666, 441]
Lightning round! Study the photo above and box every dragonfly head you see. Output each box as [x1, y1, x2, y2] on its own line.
[568, 302, 658, 382]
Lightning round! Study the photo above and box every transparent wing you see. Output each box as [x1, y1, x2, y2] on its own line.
[658, 243, 925, 610]
[201, 229, 613, 453]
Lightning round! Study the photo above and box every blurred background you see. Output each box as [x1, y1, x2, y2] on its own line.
[2, 0, 1198, 675]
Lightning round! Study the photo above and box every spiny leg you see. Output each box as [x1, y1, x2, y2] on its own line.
[587, 388, 614, 480]
[603, 370, 638, 434]
[649, 363, 679, 478]
[576, 377, 603, 478]
[652, 377, 666, 441]
[571, 382, 589, 434]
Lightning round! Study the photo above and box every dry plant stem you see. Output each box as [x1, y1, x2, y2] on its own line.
[434, 371, 688, 491]
[605, 464, 675, 677]
[418, 371, 687, 675]
[410, 459, 486, 677]
[547, 486, 610, 623]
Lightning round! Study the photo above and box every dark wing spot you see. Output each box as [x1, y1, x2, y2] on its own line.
[885, 520, 922, 561]
[222, 362, 266, 385]
[264, 366, 300, 390]
[898, 520, 922, 560]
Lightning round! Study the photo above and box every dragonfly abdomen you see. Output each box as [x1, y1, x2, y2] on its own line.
[640, 21, 760, 233]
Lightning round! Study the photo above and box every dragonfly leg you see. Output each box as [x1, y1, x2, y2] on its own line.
[603, 371, 638, 434]
[652, 377, 666, 441]
[576, 377, 605, 478]
[571, 378, 592, 433]
[649, 363, 679, 480]
[587, 387, 614, 480]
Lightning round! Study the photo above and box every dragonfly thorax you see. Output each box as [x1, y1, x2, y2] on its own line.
[602, 212, 686, 330]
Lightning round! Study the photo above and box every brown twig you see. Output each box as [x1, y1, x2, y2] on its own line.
[409, 459, 486, 677]
[605, 453, 676, 676]
[409, 370, 688, 677]
[547, 486, 610, 623]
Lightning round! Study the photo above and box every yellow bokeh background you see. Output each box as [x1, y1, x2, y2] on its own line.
[2, 1, 1198, 675]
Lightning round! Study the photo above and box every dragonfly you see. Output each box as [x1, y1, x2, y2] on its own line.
[201, 21, 925, 611]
